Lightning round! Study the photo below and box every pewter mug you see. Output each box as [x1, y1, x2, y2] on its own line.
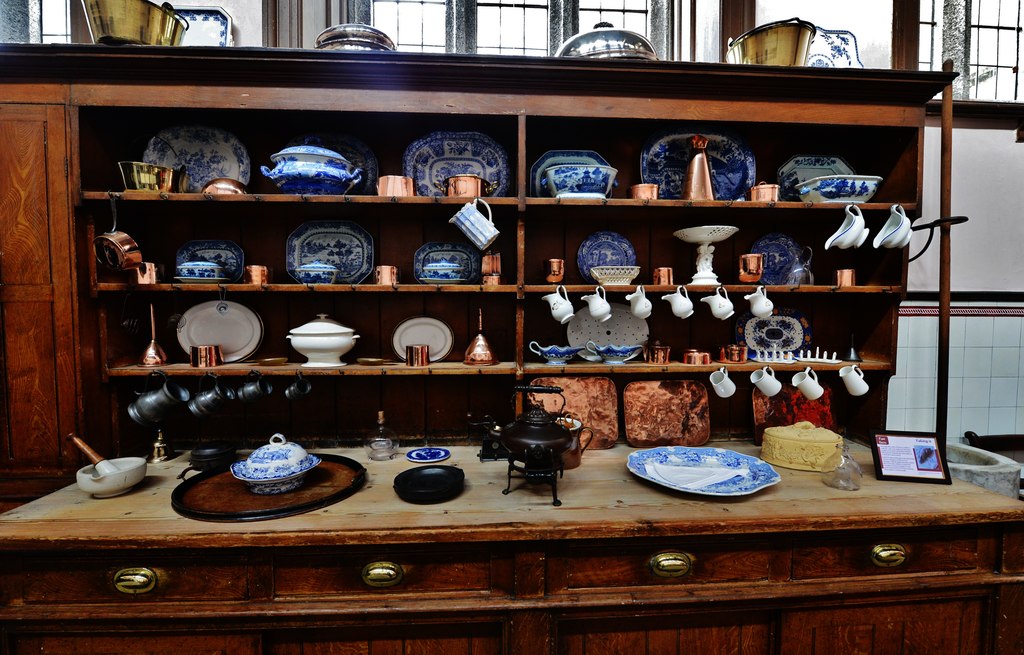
[187, 373, 236, 417]
[284, 373, 313, 400]
[128, 371, 190, 426]
[237, 370, 273, 403]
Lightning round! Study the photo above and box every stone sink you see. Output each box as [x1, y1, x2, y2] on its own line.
[947, 442, 1022, 499]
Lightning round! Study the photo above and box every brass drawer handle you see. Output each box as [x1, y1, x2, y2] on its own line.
[871, 543, 908, 568]
[361, 561, 404, 588]
[113, 567, 157, 594]
[649, 551, 694, 578]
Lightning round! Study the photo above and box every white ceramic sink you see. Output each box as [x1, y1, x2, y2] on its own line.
[946, 442, 1022, 499]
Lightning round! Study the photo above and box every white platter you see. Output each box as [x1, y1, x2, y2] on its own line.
[566, 303, 648, 362]
[176, 300, 263, 362]
[391, 317, 454, 362]
[627, 446, 781, 496]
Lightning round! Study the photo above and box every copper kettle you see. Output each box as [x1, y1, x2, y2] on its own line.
[490, 385, 573, 465]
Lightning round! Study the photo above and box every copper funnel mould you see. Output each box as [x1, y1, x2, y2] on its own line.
[139, 302, 167, 367]
[464, 309, 498, 366]
[682, 134, 715, 201]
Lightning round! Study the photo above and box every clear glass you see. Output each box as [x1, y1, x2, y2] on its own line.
[822, 444, 863, 491]
[365, 411, 399, 461]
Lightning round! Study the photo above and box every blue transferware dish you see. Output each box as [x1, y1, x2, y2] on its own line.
[750, 232, 802, 285]
[230, 433, 321, 495]
[261, 145, 363, 195]
[798, 175, 882, 203]
[295, 260, 339, 284]
[420, 258, 465, 282]
[403, 131, 509, 197]
[576, 230, 637, 284]
[285, 134, 378, 194]
[528, 341, 584, 364]
[286, 220, 374, 284]
[641, 125, 756, 200]
[736, 307, 813, 358]
[807, 27, 864, 68]
[627, 446, 781, 496]
[175, 260, 224, 279]
[585, 340, 642, 364]
[143, 125, 251, 193]
[406, 447, 451, 463]
[530, 149, 610, 197]
[413, 243, 482, 284]
[776, 154, 855, 201]
[175, 239, 244, 282]
[542, 164, 618, 198]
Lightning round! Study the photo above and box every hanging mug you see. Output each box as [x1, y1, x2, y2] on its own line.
[187, 373, 236, 417]
[542, 284, 574, 324]
[237, 370, 273, 403]
[449, 198, 499, 250]
[749, 366, 782, 397]
[661, 285, 694, 318]
[709, 367, 736, 398]
[127, 371, 190, 426]
[840, 364, 869, 396]
[284, 373, 313, 400]
[792, 367, 824, 400]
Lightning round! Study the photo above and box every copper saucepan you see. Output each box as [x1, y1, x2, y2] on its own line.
[93, 196, 143, 270]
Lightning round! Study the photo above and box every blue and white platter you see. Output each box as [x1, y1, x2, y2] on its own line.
[176, 6, 233, 47]
[285, 133, 378, 195]
[627, 446, 781, 497]
[640, 125, 756, 201]
[807, 27, 864, 69]
[406, 447, 451, 463]
[413, 242, 482, 284]
[777, 154, 855, 201]
[286, 220, 374, 284]
[529, 149, 610, 197]
[735, 307, 812, 357]
[143, 125, 250, 192]
[577, 230, 637, 284]
[750, 232, 803, 285]
[175, 239, 244, 282]
[403, 131, 509, 197]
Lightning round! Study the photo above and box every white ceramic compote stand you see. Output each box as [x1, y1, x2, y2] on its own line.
[672, 225, 739, 285]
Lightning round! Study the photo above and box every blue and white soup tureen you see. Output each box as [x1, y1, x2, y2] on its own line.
[261, 145, 363, 195]
[230, 433, 321, 494]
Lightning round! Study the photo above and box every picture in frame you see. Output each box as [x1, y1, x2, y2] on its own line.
[869, 430, 952, 485]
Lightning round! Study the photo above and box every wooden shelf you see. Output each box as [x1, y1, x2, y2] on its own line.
[94, 282, 520, 293]
[524, 198, 916, 211]
[523, 284, 903, 294]
[522, 359, 891, 375]
[106, 362, 519, 376]
[82, 191, 522, 205]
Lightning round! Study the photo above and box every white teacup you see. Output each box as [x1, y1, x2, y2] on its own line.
[749, 365, 782, 397]
[840, 364, 869, 396]
[709, 366, 736, 398]
[744, 285, 774, 319]
[662, 285, 694, 319]
[542, 284, 574, 324]
[448, 198, 499, 250]
[791, 366, 824, 400]
[625, 285, 652, 319]
[701, 286, 734, 320]
[581, 286, 612, 322]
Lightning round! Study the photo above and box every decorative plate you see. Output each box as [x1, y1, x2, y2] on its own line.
[627, 446, 781, 496]
[735, 307, 812, 356]
[777, 155, 855, 201]
[392, 316, 455, 362]
[286, 220, 374, 284]
[405, 447, 452, 464]
[750, 232, 803, 285]
[402, 130, 509, 197]
[529, 149, 610, 197]
[807, 27, 864, 69]
[285, 133, 378, 195]
[176, 6, 233, 47]
[175, 239, 244, 282]
[413, 242, 482, 284]
[566, 303, 649, 362]
[576, 230, 637, 284]
[640, 125, 756, 200]
[143, 125, 250, 192]
[176, 300, 263, 362]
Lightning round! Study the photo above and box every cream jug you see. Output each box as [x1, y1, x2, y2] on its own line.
[661, 285, 694, 318]
[580, 286, 612, 322]
[625, 285, 652, 319]
[744, 285, 774, 318]
[701, 286, 734, 320]
[542, 285, 574, 324]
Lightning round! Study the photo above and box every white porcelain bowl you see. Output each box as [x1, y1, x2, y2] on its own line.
[286, 314, 360, 367]
[76, 457, 147, 498]
[589, 265, 640, 285]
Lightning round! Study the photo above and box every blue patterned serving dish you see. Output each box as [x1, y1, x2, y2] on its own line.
[420, 258, 466, 282]
[641, 125, 756, 200]
[285, 134, 378, 194]
[230, 433, 321, 495]
[403, 131, 509, 197]
[528, 341, 584, 364]
[175, 260, 224, 279]
[294, 260, 339, 284]
[143, 125, 250, 193]
[413, 243, 481, 284]
[529, 150, 610, 197]
[627, 446, 781, 496]
[735, 307, 812, 357]
[585, 340, 643, 364]
[777, 154, 856, 201]
[807, 27, 863, 68]
[798, 174, 882, 203]
[542, 164, 618, 198]
[261, 145, 363, 195]
[286, 221, 374, 284]
[175, 239, 244, 282]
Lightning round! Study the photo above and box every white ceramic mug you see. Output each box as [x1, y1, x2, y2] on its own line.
[840, 364, 869, 396]
[701, 286, 734, 320]
[449, 198, 499, 250]
[744, 285, 774, 319]
[709, 366, 736, 398]
[541, 284, 574, 324]
[625, 285, 652, 319]
[661, 285, 694, 318]
[749, 365, 782, 397]
[791, 366, 824, 400]
[581, 285, 612, 322]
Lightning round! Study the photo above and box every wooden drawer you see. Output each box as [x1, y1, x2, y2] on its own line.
[273, 546, 514, 598]
[547, 539, 787, 594]
[8, 555, 250, 604]
[792, 528, 985, 580]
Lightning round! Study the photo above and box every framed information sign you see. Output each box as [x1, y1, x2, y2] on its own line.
[870, 430, 952, 484]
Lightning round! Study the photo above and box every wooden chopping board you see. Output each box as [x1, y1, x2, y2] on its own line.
[623, 380, 710, 447]
[752, 386, 838, 445]
[528, 376, 618, 449]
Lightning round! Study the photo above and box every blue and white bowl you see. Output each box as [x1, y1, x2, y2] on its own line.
[176, 260, 225, 279]
[419, 258, 465, 282]
[528, 341, 584, 365]
[585, 340, 643, 364]
[798, 175, 882, 203]
[542, 164, 618, 198]
[261, 145, 364, 195]
[294, 260, 339, 284]
[230, 433, 321, 494]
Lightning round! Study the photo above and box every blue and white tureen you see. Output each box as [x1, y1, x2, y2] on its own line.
[230, 433, 321, 495]
[261, 145, 363, 195]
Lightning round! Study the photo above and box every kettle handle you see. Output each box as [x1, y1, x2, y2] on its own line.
[514, 384, 563, 394]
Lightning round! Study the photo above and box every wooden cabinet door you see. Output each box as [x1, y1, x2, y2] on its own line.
[12, 633, 260, 654]
[0, 104, 79, 507]
[557, 611, 772, 655]
[265, 623, 504, 654]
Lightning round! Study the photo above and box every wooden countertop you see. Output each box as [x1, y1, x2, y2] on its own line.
[2, 444, 1021, 551]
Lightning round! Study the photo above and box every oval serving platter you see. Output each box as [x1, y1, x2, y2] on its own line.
[627, 446, 781, 496]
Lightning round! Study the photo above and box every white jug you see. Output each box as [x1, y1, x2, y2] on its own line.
[744, 285, 774, 319]
[580, 285, 612, 322]
[542, 285, 574, 324]
[873, 203, 912, 249]
[625, 285, 652, 319]
[701, 286, 734, 320]
[661, 285, 694, 319]
[825, 204, 868, 250]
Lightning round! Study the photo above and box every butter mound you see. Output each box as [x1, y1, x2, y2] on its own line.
[761, 421, 843, 472]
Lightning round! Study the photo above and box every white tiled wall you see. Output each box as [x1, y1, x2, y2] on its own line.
[887, 302, 1024, 442]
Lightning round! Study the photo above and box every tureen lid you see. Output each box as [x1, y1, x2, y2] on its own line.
[179, 260, 221, 268]
[423, 258, 462, 271]
[297, 260, 339, 272]
[556, 22, 658, 60]
[314, 23, 396, 51]
[289, 313, 356, 335]
[270, 145, 352, 163]
[233, 433, 321, 481]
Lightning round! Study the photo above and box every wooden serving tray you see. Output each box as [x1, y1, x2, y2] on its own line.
[171, 454, 366, 522]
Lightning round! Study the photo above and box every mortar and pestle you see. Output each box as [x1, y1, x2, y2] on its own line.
[68, 434, 148, 498]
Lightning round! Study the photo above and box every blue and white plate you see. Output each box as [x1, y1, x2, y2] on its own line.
[286, 221, 374, 284]
[577, 230, 636, 284]
[413, 242, 482, 284]
[530, 149, 610, 197]
[403, 131, 509, 197]
[627, 446, 781, 497]
[777, 154, 856, 201]
[176, 6, 233, 47]
[641, 125, 756, 201]
[807, 27, 864, 69]
[143, 125, 250, 192]
[285, 133, 378, 195]
[735, 307, 812, 357]
[406, 447, 451, 463]
[750, 233, 803, 285]
[175, 239, 244, 282]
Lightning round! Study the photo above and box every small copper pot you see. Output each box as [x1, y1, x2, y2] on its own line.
[720, 344, 748, 363]
[683, 349, 711, 365]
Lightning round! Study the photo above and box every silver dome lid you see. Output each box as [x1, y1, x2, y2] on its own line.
[556, 22, 658, 60]
[314, 23, 396, 51]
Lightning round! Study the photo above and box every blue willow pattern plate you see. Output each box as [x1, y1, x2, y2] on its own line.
[402, 131, 509, 197]
[807, 27, 864, 69]
[529, 149, 610, 197]
[176, 7, 232, 47]
[640, 125, 756, 200]
[143, 125, 251, 192]
[750, 232, 802, 285]
[735, 307, 812, 356]
[286, 221, 374, 284]
[776, 155, 855, 201]
[175, 239, 244, 282]
[406, 447, 451, 463]
[627, 447, 781, 496]
[576, 230, 637, 284]
[285, 133, 378, 195]
[413, 242, 482, 284]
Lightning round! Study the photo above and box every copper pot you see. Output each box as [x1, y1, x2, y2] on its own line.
[93, 197, 142, 270]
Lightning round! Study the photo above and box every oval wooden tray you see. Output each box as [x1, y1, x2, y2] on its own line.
[171, 453, 366, 522]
